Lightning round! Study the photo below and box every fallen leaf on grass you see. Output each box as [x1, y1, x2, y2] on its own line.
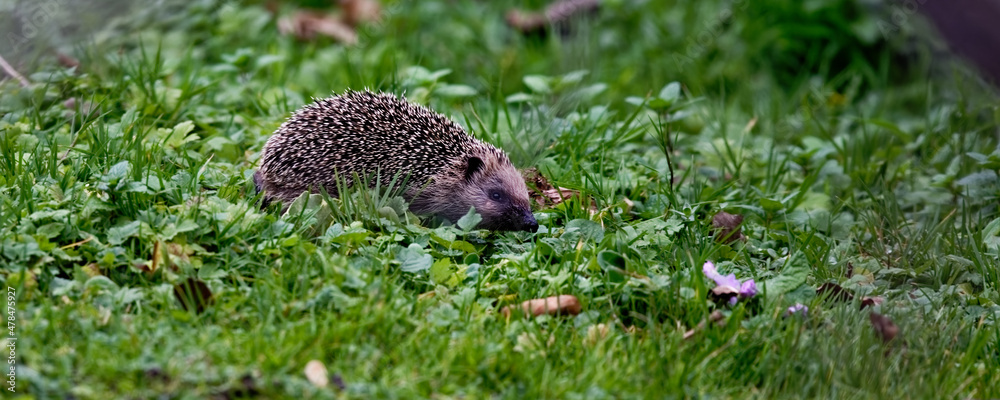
[522, 167, 586, 208]
[816, 282, 884, 309]
[501, 295, 581, 318]
[173, 278, 213, 314]
[869, 312, 899, 343]
[506, 0, 601, 36]
[340, 0, 381, 27]
[149, 240, 161, 274]
[711, 211, 746, 243]
[860, 296, 884, 309]
[132, 261, 153, 274]
[816, 282, 854, 302]
[505, 10, 548, 34]
[523, 167, 553, 191]
[542, 187, 582, 205]
[56, 52, 80, 68]
[304, 360, 329, 387]
[524, 168, 570, 204]
[278, 11, 358, 44]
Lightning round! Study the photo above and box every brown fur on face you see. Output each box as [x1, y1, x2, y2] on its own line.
[408, 147, 537, 232]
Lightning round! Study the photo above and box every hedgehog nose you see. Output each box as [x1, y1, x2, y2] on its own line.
[523, 213, 539, 233]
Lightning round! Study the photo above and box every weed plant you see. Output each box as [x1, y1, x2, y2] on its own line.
[1, 0, 998, 398]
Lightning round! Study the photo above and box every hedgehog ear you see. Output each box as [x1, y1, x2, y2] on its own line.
[464, 156, 485, 181]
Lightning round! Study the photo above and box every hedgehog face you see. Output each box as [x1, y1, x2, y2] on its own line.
[466, 158, 538, 232]
[431, 153, 538, 232]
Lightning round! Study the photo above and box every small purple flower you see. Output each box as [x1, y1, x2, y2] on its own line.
[740, 280, 757, 299]
[787, 303, 808, 316]
[703, 261, 757, 305]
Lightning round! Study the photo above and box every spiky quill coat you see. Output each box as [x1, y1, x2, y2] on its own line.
[255, 91, 538, 232]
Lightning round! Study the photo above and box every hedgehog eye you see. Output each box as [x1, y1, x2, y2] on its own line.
[490, 191, 502, 201]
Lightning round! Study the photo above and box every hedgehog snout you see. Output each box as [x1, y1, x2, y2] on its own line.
[480, 205, 537, 232]
[520, 210, 539, 233]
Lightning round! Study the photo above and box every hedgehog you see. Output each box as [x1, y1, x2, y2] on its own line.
[254, 90, 539, 232]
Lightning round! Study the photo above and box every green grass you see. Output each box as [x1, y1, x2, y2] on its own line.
[2, 0, 1000, 398]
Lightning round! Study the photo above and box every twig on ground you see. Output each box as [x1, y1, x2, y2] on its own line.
[0, 52, 30, 87]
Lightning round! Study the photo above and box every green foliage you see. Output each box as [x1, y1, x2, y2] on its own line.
[1, 0, 999, 398]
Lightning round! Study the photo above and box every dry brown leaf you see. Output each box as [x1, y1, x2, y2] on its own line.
[304, 360, 329, 387]
[869, 312, 899, 343]
[523, 167, 552, 206]
[173, 278, 213, 314]
[860, 296, 884, 310]
[816, 282, 854, 302]
[523, 167, 582, 208]
[506, 0, 601, 35]
[340, 0, 381, 27]
[501, 295, 581, 318]
[711, 211, 745, 243]
[56, 52, 80, 68]
[542, 187, 580, 204]
[278, 11, 358, 44]
[505, 10, 548, 34]
[132, 262, 152, 274]
[150, 241, 161, 274]
[523, 167, 553, 191]
[816, 282, 884, 310]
